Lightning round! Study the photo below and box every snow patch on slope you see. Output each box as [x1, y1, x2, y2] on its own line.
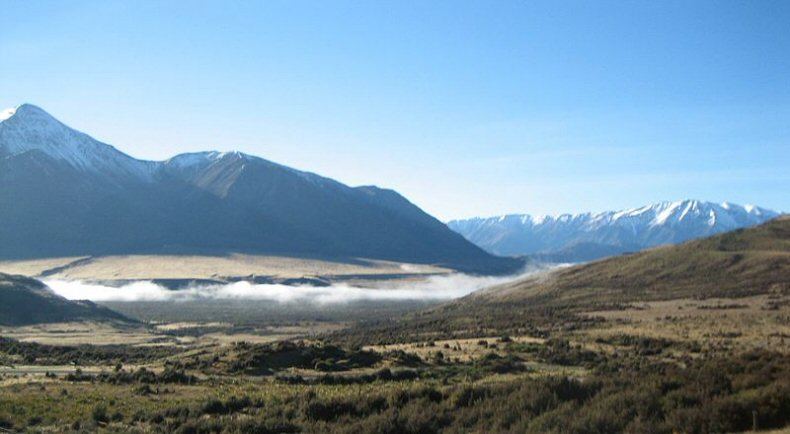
[0, 107, 16, 122]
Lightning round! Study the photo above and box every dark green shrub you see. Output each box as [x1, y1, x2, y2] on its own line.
[92, 403, 109, 424]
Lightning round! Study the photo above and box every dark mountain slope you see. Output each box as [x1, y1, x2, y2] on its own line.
[0, 104, 520, 274]
[0, 273, 131, 326]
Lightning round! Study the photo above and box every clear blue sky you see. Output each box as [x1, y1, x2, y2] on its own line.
[1, 1, 788, 220]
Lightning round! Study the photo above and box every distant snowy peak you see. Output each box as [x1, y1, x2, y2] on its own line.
[609, 200, 776, 228]
[0, 104, 154, 180]
[448, 200, 781, 259]
[460, 200, 777, 229]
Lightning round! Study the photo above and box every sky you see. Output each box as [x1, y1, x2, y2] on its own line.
[1, 1, 788, 220]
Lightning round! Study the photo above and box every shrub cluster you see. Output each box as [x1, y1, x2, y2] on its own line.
[65, 366, 197, 385]
[111, 350, 790, 434]
[0, 336, 178, 365]
[228, 340, 382, 374]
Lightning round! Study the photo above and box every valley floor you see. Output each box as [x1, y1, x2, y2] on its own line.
[0, 254, 449, 284]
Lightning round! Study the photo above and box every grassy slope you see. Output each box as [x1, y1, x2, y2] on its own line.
[458, 216, 789, 327]
[480, 215, 790, 306]
[335, 217, 790, 344]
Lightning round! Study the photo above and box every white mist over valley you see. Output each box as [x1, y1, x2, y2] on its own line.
[44, 265, 560, 304]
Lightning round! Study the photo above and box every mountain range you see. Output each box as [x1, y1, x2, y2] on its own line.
[0, 104, 520, 274]
[448, 200, 780, 262]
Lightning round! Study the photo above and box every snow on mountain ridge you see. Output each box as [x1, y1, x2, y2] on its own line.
[447, 200, 781, 258]
[164, 149, 333, 189]
[0, 104, 155, 180]
[163, 151, 250, 169]
[467, 200, 773, 229]
[0, 104, 351, 198]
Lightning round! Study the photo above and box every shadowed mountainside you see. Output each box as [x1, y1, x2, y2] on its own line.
[0, 273, 131, 326]
[0, 104, 520, 274]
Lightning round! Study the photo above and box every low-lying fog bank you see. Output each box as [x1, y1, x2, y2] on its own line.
[45, 264, 562, 304]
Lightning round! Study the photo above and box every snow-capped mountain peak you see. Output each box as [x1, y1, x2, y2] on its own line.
[2, 103, 340, 191]
[0, 104, 154, 180]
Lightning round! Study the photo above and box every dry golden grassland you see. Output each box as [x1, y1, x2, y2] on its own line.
[580, 293, 790, 353]
[365, 335, 545, 363]
[0, 322, 158, 346]
[0, 254, 449, 281]
[0, 320, 349, 349]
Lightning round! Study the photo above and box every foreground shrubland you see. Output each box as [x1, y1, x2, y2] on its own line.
[1, 343, 789, 434]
